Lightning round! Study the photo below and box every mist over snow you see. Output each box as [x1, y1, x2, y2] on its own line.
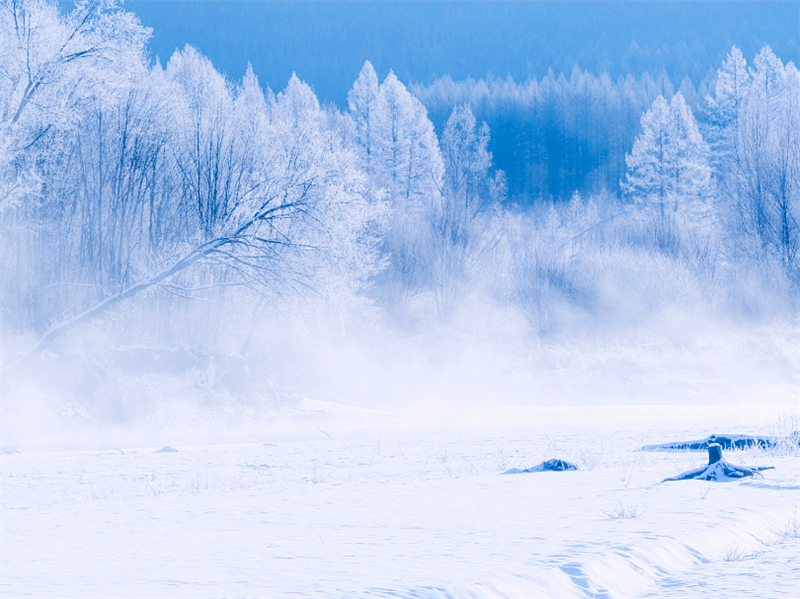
[1, 1, 797, 444]
[1, 2, 799, 598]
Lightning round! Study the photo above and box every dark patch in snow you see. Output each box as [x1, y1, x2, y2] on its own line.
[503, 459, 578, 474]
[641, 432, 799, 452]
[153, 446, 178, 453]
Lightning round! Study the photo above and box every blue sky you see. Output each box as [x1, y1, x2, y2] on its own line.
[62, 1, 800, 104]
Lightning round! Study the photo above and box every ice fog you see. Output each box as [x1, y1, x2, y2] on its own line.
[0, 1, 798, 451]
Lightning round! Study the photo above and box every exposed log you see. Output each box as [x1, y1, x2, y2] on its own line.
[640, 432, 799, 452]
[707, 442, 722, 464]
[662, 443, 774, 483]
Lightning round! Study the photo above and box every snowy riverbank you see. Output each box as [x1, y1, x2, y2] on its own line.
[2, 404, 798, 598]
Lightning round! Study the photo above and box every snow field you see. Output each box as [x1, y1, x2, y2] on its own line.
[2, 406, 799, 598]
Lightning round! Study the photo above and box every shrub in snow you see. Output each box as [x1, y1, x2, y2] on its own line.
[503, 459, 578, 474]
[601, 503, 641, 519]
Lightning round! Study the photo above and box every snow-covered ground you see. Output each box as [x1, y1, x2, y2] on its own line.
[2, 404, 798, 598]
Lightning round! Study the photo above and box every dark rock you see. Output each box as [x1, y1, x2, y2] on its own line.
[503, 459, 578, 474]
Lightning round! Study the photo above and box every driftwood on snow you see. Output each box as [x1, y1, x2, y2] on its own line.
[640, 432, 799, 452]
[662, 442, 774, 483]
[503, 459, 578, 474]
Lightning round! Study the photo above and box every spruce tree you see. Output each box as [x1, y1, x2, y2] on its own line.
[622, 93, 711, 220]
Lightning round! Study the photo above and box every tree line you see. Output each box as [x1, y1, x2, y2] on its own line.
[1, 0, 797, 364]
[412, 66, 707, 203]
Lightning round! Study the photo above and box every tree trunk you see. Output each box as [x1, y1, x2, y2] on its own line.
[707, 443, 722, 464]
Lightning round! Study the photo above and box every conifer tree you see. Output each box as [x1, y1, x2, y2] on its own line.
[705, 46, 750, 171]
[347, 61, 380, 172]
[347, 68, 444, 304]
[622, 93, 711, 220]
[621, 95, 674, 215]
[372, 71, 443, 212]
[668, 92, 713, 220]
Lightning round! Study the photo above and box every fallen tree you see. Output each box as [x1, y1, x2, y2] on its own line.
[12, 199, 302, 367]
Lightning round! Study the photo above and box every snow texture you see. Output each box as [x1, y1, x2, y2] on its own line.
[2, 404, 798, 598]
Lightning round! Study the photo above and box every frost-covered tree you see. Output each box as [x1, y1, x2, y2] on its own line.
[351, 69, 444, 304]
[565, 190, 599, 239]
[70, 65, 175, 294]
[621, 96, 673, 214]
[0, 0, 152, 331]
[167, 45, 253, 242]
[705, 46, 750, 171]
[668, 93, 713, 219]
[0, 0, 150, 129]
[347, 60, 380, 173]
[0, 3, 385, 355]
[727, 48, 800, 283]
[750, 45, 788, 108]
[372, 70, 443, 212]
[622, 92, 711, 220]
[266, 73, 386, 297]
[428, 104, 504, 315]
[440, 104, 494, 216]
